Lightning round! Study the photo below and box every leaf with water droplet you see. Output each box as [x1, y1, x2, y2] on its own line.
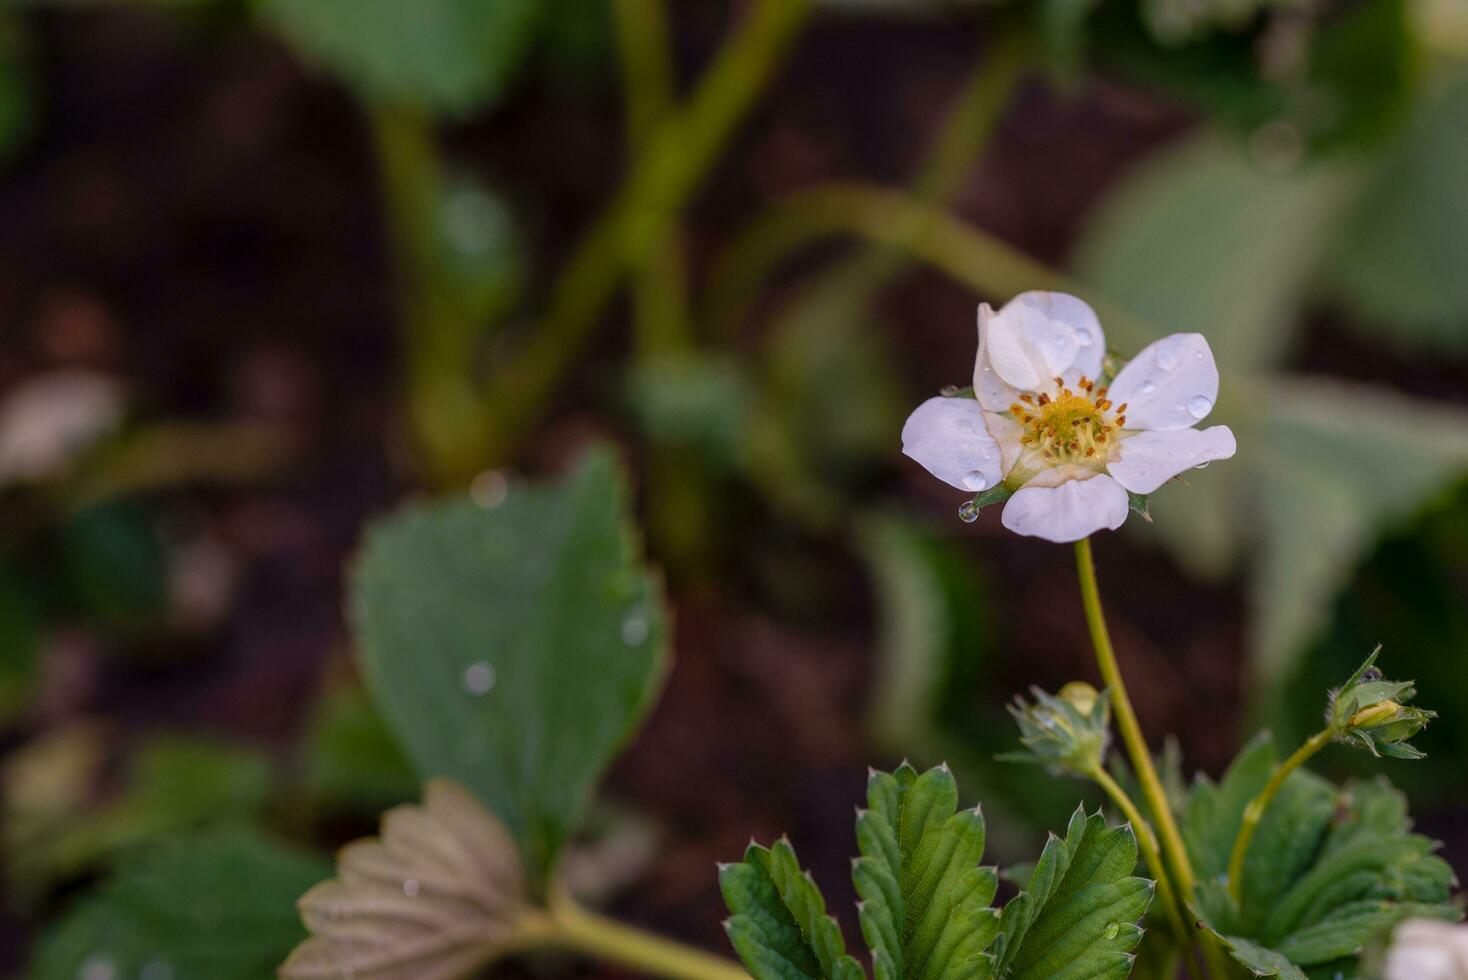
[352, 447, 668, 881]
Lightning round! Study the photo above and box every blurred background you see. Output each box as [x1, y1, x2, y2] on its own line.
[1, 0, 1466, 972]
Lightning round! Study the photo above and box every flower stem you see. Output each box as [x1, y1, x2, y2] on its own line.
[548, 888, 749, 980]
[1074, 538, 1196, 898]
[1074, 538, 1233, 978]
[1225, 727, 1334, 903]
[1090, 766, 1201, 979]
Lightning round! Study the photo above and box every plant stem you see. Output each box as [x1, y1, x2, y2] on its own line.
[614, 0, 692, 354]
[1225, 727, 1334, 903]
[1075, 538, 1234, 978]
[548, 889, 749, 980]
[482, 0, 809, 460]
[1091, 766, 1201, 979]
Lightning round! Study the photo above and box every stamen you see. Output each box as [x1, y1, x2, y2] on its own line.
[1037, 393, 1051, 406]
[1019, 393, 1034, 404]
[1116, 403, 1128, 413]
[1115, 415, 1126, 428]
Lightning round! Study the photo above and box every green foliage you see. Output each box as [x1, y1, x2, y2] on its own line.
[32, 825, 329, 980]
[720, 764, 1152, 980]
[0, 11, 32, 163]
[5, 735, 273, 900]
[60, 501, 169, 629]
[854, 764, 1000, 980]
[994, 805, 1151, 980]
[351, 448, 668, 881]
[257, 0, 540, 115]
[0, 568, 40, 724]
[297, 681, 417, 813]
[1325, 70, 1468, 348]
[1186, 738, 1460, 978]
[721, 838, 865, 980]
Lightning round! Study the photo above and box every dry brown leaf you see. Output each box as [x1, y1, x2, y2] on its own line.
[279, 779, 544, 980]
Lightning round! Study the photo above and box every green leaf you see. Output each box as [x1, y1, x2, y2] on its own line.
[853, 763, 1000, 980]
[5, 735, 273, 901]
[1324, 69, 1468, 348]
[0, 567, 41, 724]
[257, 0, 539, 115]
[297, 680, 418, 814]
[33, 825, 329, 980]
[61, 501, 168, 629]
[720, 839, 865, 980]
[996, 805, 1152, 980]
[1193, 772, 1461, 977]
[351, 447, 668, 880]
[1182, 731, 1276, 881]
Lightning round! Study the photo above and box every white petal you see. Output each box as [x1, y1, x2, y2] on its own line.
[1106, 426, 1237, 494]
[1106, 333, 1220, 432]
[983, 292, 1105, 392]
[1000, 473, 1130, 543]
[973, 303, 1024, 412]
[983, 411, 1026, 476]
[901, 396, 1004, 492]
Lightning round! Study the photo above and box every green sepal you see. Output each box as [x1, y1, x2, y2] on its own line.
[1126, 492, 1152, 522]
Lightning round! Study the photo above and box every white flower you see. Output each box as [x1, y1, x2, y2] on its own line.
[0, 370, 124, 484]
[1384, 919, 1468, 980]
[902, 291, 1236, 543]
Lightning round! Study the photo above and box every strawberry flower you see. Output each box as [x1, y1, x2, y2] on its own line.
[902, 291, 1236, 542]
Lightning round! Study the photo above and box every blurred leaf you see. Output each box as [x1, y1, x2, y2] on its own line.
[298, 681, 418, 814]
[351, 447, 668, 882]
[994, 804, 1152, 979]
[435, 172, 523, 329]
[856, 514, 1083, 841]
[0, 567, 40, 724]
[1251, 379, 1468, 691]
[626, 353, 752, 470]
[5, 735, 272, 900]
[0, 12, 32, 163]
[744, 260, 907, 529]
[1192, 763, 1460, 979]
[33, 825, 328, 980]
[257, 0, 539, 115]
[281, 779, 534, 980]
[854, 764, 1001, 980]
[721, 838, 865, 980]
[60, 501, 168, 629]
[1074, 130, 1356, 375]
[1325, 69, 1468, 348]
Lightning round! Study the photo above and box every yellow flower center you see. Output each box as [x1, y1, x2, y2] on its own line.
[1008, 376, 1127, 468]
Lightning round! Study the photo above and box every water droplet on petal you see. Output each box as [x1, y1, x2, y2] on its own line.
[403, 878, 420, 897]
[939, 384, 959, 397]
[1187, 395, 1213, 418]
[1157, 348, 1179, 371]
[1196, 462, 1209, 470]
[1140, 381, 1157, 395]
[1104, 922, 1120, 939]
[621, 610, 650, 646]
[463, 662, 496, 695]
[1075, 330, 1093, 347]
[962, 470, 988, 491]
[1362, 666, 1384, 681]
[957, 500, 981, 523]
[981, 450, 992, 461]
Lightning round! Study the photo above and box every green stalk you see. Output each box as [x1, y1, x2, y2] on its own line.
[1075, 538, 1233, 979]
[614, 0, 691, 354]
[1225, 727, 1334, 904]
[547, 888, 749, 980]
[1091, 766, 1201, 979]
[481, 0, 809, 459]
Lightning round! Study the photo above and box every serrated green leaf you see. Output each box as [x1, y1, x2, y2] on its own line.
[998, 806, 1153, 980]
[1194, 772, 1461, 976]
[32, 825, 329, 980]
[853, 763, 1000, 980]
[257, 0, 539, 115]
[1182, 731, 1276, 881]
[721, 839, 864, 980]
[351, 447, 668, 881]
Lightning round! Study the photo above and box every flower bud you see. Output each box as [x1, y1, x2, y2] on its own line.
[1328, 648, 1435, 760]
[1003, 684, 1111, 778]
